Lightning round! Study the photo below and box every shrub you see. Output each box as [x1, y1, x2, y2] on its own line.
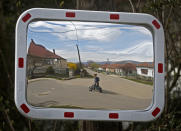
[46, 66, 55, 74]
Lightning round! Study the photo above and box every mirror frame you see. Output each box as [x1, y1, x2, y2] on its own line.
[15, 8, 165, 121]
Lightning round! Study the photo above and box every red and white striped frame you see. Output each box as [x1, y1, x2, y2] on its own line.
[15, 8, 165, 121]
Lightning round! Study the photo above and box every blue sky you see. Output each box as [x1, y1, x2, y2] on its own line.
[27, 21, 153, 63]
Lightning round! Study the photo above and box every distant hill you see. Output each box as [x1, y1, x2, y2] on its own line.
[113, 60, 141, 64]
[83, 60, 153, 65]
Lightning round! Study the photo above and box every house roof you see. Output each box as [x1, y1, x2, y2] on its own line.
[101, 64, 109, 69]
[28, 39, 65, 60]
[101, 63, 136, 70]
[123, 63, 136, 70]
[137, 62, 154, 68]
[108, 64, 124, 69]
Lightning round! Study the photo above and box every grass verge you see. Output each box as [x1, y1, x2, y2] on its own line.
[122, 77, 153, 86]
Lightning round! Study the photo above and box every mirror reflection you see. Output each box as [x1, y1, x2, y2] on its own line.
[27, 21, 154, 110]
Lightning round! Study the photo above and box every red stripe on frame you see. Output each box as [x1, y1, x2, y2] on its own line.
[64, 112, 74, 118]
[18, 58, 24, 68]
[110, 14, 119, 20]
[109, 113, 119, 119]
[66, 12, 75, 17]
[20, 104, 30, 113]
[158, 63, 163, 73]
[152, 107, 160, 117]
[152, 20, 160, 29]
[22, 13, 31, 22]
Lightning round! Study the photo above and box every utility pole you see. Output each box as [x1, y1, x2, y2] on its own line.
[76, 44, 82, 69]
[107, 58, 110, 64]
[71, 14, 83, 73]
[75, 0, 81, 69]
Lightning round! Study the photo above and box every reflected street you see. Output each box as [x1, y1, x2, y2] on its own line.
[27, 68, 153, 110]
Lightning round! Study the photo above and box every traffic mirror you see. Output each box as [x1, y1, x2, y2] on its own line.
[15, 8, 165, 121]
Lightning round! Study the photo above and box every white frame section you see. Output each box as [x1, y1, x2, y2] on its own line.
[15, 8, 165, 121]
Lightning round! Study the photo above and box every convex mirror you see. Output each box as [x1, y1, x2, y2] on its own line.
[15, 8, 165, 121]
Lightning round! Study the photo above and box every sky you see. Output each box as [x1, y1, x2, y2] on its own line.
[27, 21, 153, 63]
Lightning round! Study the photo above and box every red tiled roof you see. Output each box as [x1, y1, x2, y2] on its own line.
[137, 62, 154, 68]
[28, 40, 65, 59]
[101, 63, 136, 70]
[123, 63, 136, 70]
[108, 64, 124, 69]
[101, 64, 109, 69]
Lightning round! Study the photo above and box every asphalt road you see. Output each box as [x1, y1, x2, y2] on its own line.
[27, 69, 153, 110]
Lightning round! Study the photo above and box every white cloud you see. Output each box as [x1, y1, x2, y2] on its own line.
[55, 49, 78, 62]
[118, 26, 152, 36]
[83, 45, 103, 51]
[121, 41, 153, 56]
[103, 41, 153, 61]
[77, 27, 122, 42]
[29, 21, 143, 42]
[29, 21, 74, 31]
[52, 41, 153, 63]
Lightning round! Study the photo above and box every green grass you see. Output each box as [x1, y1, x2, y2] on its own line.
[123, 77, 153, 86]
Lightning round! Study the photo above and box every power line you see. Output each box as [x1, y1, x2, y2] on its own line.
[28, 28, 119, 41]
[70, 21, 82, 69]
[71, 21, 79, 45]
[28, 25, 121, 34]
[28, 28, 75, 33]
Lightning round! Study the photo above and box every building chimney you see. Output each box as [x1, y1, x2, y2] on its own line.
[31, 39, 34, 43]
[53, 49, 55, 54]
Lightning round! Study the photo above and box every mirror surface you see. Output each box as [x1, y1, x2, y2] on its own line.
[27, 21, 154, 110]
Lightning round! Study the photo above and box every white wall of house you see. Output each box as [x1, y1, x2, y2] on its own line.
[106, 68, 110, 72]
[115, 68, 123, 74]
[136, 67, 154, 77]
[98, 67, 103, 71]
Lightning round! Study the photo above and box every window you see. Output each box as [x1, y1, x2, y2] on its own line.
[141, 69, 148, 74]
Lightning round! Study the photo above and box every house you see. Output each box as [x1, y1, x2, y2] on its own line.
[100, 64, 114, 73]
[100, 64, 109, 72]
[108, 64, 124, 75]
[97, 67, 103, 72]
[114, 64, 123, 74]
[108, 65, 115, 73]
[27, 39, 68, 77]
[121, 63, 137, 76]
[100, 63, 136, 76]
[136, 62, 154, 78]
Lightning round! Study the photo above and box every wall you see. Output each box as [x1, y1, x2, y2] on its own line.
[136, 67, 154, 77]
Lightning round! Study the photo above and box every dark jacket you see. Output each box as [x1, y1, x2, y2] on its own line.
[95, 77, 100, 83]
